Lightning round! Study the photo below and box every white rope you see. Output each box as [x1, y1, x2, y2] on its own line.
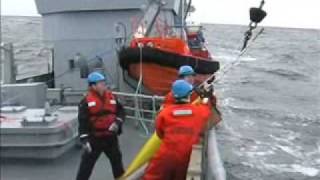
[196, 27, 264, 89]
[134, 44, 150, 135]
[204, 27, 264, 180]
[214, 28, 264, 84]
[213, 40, 252, 84]
[135, 44, 144, 94]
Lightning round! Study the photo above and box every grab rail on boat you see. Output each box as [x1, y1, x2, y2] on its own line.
[186, 128, 226, 180]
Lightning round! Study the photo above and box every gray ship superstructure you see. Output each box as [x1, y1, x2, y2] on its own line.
[35, 0, 185, 91]
[1, 0, 185, 159]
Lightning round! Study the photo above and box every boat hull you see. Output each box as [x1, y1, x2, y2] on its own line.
[128, 63, 210, 95]
[119, 47, 219, 95]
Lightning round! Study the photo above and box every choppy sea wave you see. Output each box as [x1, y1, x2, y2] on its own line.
[206, 24, 320, 179]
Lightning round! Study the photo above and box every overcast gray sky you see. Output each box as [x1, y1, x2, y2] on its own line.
[2, 0, 320, 29]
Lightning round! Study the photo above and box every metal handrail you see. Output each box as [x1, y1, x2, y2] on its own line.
[113, 91, 164, 100]
[58, 89, 164, 135]
[206, 128, 226, 180]
[114, 91, 163, 135]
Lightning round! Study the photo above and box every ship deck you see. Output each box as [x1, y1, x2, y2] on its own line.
[1, 124, 149, 180]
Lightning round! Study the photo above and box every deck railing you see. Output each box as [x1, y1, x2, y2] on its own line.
[52, 89, 164, 135]
[0, 43, 16, 84]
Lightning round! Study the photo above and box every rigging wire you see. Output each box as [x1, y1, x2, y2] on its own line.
[214, 27, 265, 84]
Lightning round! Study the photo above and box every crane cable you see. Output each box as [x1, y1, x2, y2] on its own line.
[197, 0, 267, 89]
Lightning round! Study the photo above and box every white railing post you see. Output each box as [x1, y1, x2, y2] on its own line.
[2, 43, 16, 84]
[206, 128, 226, 180]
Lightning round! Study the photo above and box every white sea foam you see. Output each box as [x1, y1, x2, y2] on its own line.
[220, 97, 236, 107]
[276, 145, 300, 158]
[290, 164, 319, 177]
[239, 57, 257, 62]
[270, 122, 283, 127]
[246, 150, 274, 158]
[262, 163, 319, 177]
[243, 119, 255, 127]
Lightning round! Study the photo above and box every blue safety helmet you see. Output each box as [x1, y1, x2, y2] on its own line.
[178, 65, 195, 77]
[172, 80, 193, 99]
[87, 72, 106, 85]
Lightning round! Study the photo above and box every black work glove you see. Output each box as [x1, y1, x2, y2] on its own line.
[203, 83, 214, 98]
[196, 83, 214, 99]
[79, 134, 92, 153]
[108, 118, 123, 134]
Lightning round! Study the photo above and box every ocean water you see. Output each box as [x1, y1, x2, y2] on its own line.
[205, 25, 320, 179]
[1, 16, 320, 180]
[1, 16, 52, 80]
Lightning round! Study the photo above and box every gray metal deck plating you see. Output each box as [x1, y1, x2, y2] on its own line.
[0, 106, 78, 159]
[1, 124, 148, 180]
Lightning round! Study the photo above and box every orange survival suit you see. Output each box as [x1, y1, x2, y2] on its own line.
[163, 90, 221, 125]
[143, 101, 212, 180]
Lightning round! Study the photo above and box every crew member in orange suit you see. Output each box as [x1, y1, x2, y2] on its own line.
[162, 65, 221, 126]
[163, 65, 198, 107]
[143, 80, 215, 180]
